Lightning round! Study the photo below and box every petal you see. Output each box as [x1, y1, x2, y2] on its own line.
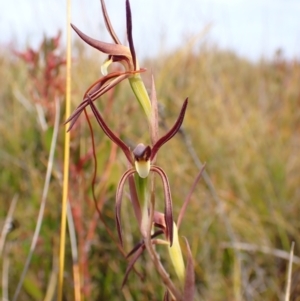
[150, 166, 173, 246]
[133, 144, 151, 178]
[122, 244, 145, 288]
[116, 168, 136, 245]
[65, 69, 145, 131]
[71, 24, 131, 58]
[87, 72, 130, 102]
[101, 58, 113, 76]
[153, 211, 166, 230]
[100, 0, 121, 45]
[135, 160, 150, 179]
[87, 96, 133, 165]
[123, 230, 164, 287]
[65, 71, 130, 130]
[151, 98, 188, 161]
[132, 143, 151, 161]
[125, 0, 136, 70]
[126, 230, 163, 259]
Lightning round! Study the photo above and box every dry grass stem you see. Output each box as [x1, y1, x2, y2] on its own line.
[222, 241, 300, 265]
[0, 195, 18, 258]
[284, 242, 295, 301]
[12, 99, 60, 301]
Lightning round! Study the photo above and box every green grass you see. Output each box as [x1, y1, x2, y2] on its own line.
[0, 38, 300, 300]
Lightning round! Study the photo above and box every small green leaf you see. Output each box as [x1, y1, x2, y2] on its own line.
[23, 276, 43, 300]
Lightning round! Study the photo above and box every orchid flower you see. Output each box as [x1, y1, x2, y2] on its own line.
[65, 0, 151, 130]
[82, 96, 188, 247]
[64, 0, 198, 298]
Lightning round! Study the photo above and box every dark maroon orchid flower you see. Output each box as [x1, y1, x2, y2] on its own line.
[84, 96, 188, 247]
[72, 0, 137, 71]
[65, 0, 151, 130]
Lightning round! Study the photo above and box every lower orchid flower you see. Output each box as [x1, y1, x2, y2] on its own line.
[66, 95, 188, 246]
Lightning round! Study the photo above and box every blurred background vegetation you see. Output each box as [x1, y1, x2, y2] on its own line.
[0, 30, 300, 300]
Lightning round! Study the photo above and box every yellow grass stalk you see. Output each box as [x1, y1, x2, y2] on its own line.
[58, 0, 72, 299]
[285, 242, 295, 301]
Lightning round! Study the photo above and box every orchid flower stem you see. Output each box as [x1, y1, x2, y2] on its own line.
[145, 187, 182, 300]
[129, 74, 152, 121]
[134, 174, 148, 238]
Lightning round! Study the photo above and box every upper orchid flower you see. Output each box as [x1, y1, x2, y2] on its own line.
[71, 0, 137, 71]
[84, 96, 188, 246]
[66, 0, 151, 130]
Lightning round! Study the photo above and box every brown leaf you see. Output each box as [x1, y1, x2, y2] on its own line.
[183, 237, 195, 301]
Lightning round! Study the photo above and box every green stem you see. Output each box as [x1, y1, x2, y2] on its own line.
[129, 74, 152, 120]
[134, 174, 148, 237]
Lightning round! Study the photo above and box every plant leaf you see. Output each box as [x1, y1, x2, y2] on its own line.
[183, 237, 195, 301]
[100, 0, 121, 44]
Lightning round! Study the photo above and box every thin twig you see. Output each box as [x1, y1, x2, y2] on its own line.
[221, 241, 300, 265]
[0, 194, 18, 258]
[285, 241, 295, 301]
[35, 103, 48, 131]
[177, 164, 206, 229]
[12, 99, 60, 301]
[2, 243, 11, 301]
